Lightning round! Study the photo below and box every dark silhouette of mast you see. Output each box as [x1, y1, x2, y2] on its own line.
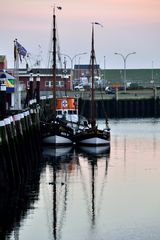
[53, 161, 57, 240]
[91, 158, 96, 226]
[90, 22, 102, 127]
[53, 7, 56, 117]
[52, 7, 57, 239]
[91, 23, 95, 128]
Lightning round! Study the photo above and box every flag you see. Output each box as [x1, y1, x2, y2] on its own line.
[14, 43, 18, 61]
[14, 40, 27, 62]
[94, 22, 103, 27]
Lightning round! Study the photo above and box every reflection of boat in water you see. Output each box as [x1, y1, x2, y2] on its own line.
[78, 145, 110, 156]
[43, 146, 73, 158]
[74, 22, 110, 149]
[42, 147, 110, 239]
[78, 151, 110, 228]
[43, 143, 76, 240]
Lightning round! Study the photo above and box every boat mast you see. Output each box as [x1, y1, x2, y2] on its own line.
[91, 23, 95, 128]
[53, 6, 56, 117]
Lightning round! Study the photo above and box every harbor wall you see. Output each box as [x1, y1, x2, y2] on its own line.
[79, 98, 160, 118]
[0, 106, 41, 189]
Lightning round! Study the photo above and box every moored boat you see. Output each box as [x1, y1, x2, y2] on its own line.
[74, 22, 110, 149]
[41, 6, 74, 146]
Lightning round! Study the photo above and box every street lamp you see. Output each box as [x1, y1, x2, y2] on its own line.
[36, 71, 40, 103]
[29, 71, 34, 100]
[114, 52, 136, 92]
[61, 52, 87, 90]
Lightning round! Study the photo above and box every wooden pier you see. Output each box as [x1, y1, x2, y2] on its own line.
[0, 105, 41, 189]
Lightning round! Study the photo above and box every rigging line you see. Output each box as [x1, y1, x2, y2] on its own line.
[95, 58, 108, 122]
[47, 19, 53, 68]
[55, 21, 64, 98]
[56, 22, 62, 68]
[79, 95, 86, 122]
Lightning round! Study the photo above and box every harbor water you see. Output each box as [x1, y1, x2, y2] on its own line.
[2, 118, 160, 240]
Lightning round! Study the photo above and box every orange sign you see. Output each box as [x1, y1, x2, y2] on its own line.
[56, 97, 76, 110]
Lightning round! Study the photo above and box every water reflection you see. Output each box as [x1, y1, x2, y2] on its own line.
[42, 147, 76, 240]
[0, 173, 40, 239]
[41, 146, 110, 240]
[4, 119, 160, 240]
[78, 151, 110, 232]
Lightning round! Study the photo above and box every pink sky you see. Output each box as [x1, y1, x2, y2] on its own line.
[1, 0, 160, 69]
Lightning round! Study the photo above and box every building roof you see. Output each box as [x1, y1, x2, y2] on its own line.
[74, 64, 100, 70]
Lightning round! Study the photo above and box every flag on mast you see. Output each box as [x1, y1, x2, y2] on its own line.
[14, 39, 27, 62]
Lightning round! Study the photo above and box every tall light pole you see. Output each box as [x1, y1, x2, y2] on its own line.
[61, 52, 87, 90]
[104, 55, 106, 80]
[114, 52, 136, 92]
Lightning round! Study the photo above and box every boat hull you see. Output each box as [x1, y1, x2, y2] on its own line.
[75, 128, 110, 147]
[41, 120, 74, 147]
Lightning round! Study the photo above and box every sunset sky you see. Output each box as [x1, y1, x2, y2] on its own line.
[1, 0, 160, 69]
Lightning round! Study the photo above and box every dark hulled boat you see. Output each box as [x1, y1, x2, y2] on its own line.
[74, 22, 110, 151]
[41, 7, 74, 146]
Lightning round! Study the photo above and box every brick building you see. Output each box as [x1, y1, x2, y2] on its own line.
[17, 68, 72, 96]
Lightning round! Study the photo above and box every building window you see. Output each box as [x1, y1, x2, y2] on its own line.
[45, 80, 65, 87]
[45, 81, 50, 87]
[60, 81, 64, 86]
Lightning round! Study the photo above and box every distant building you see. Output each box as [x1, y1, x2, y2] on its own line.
[16, 68, 72, 96]
[74, 64, 100, 79]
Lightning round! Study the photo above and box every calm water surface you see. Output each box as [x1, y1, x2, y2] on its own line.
[3, 119, 160, 240]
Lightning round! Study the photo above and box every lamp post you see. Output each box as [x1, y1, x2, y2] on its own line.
[36, 71, 40, 103]
[29, 71, 34, 101]
[114, 52, 136, 92]
[61, 52, 87, 90]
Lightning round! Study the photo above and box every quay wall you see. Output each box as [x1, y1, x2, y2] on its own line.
[0, 106, 41, 189]
[79, 98, 160, 118]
